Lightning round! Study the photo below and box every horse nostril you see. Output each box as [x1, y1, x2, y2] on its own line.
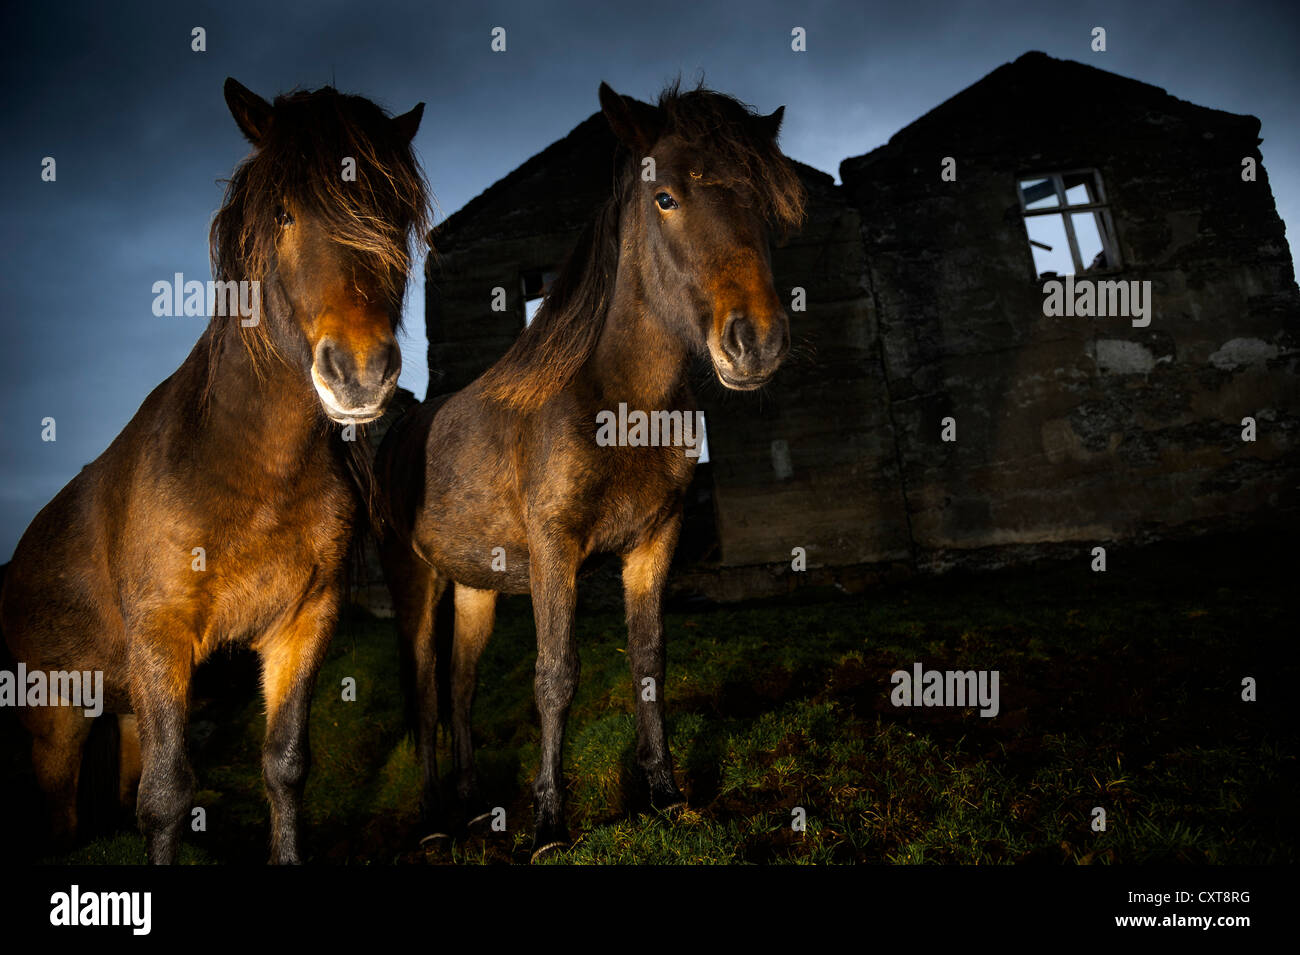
[722, 311, 757, 363]
[315, 338, 353, 385]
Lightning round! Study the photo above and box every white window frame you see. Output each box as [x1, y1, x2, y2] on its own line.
[1018, 169, 1122, 277]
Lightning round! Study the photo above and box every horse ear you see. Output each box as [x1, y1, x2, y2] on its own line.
[392, 103, 424, 144]
[598, 82, 663, 153]
[758, 105, 785, 142]
[224, 78, 273, 145]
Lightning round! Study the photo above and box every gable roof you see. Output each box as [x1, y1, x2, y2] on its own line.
[841, 50, 1261, 182]
[430, 112, 619, 254]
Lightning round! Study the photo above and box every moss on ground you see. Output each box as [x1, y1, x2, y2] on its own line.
[4, 532, 1293, 864]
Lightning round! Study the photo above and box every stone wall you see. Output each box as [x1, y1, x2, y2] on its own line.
[706, 165, 911, 569]
[840, 51, 1300, 573]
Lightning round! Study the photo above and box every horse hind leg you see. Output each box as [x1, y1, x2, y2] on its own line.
[451, 583, 496, 826]
[24, 703, 95, 850]
[383, 543, 449, 847]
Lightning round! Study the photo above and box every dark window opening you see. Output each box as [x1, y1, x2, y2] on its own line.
[1018, 170, 1121, 280]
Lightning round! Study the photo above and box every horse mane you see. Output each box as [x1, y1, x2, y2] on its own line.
[477, 180, 626, 412]
[207, 86, 432, 374]
[479, 82, 805, 412]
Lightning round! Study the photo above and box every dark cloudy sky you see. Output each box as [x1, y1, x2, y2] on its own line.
[2, 0, 1297, 561]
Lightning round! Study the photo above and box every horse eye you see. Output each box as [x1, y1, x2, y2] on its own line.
[655, 192, 678, 211]
[275, 207, 295, 227]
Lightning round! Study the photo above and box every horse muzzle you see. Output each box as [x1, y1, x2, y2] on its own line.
[311, 336, 401, 424]
[712, 309, 789, 391]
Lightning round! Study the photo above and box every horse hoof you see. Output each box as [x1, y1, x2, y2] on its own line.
[651, 787, 688, 814]
[529, 840, 569, 864]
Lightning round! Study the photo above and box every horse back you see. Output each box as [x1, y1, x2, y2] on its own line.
[384, 381, 696, 594]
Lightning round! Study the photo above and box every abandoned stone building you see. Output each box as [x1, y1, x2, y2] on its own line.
[415, 51, 1299, 599]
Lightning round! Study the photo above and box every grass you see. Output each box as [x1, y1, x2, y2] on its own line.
[3, 532, 1294, 864]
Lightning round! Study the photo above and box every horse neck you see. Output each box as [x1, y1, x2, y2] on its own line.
[587, 226, 691, 409]
[196, 322, 332, 480]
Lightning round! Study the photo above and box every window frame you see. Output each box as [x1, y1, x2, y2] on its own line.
[1017, 169, 1122, 279]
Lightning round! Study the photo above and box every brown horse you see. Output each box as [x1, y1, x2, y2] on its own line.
[0, 78, 429, 863]
[377, 81, 804, 860]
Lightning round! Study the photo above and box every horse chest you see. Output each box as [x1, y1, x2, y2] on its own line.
[549, 444, 694, 556]
[178, 479, 352, 646]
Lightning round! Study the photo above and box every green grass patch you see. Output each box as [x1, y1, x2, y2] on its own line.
[7, 533, 1294, 864]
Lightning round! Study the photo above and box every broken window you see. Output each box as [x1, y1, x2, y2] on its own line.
[520, 268, 558, 326]
[1017, 170, 1121, 279]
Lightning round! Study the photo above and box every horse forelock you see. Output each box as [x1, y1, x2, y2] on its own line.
[477, 83, 803, 414]
[208, 86, 432, 366]
[657, 80, 806, 236]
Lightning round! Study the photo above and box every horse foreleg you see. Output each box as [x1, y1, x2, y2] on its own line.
[451, 583, 496, 822]
[622, 512, 686, 810]
[256, 589, 336, 865]
[128, 630, 195, 865]
[528, 536, 581, 862]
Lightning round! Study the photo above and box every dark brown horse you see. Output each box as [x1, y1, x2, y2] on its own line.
[377, 82, 803, 860]
[0, 79, 429, 863]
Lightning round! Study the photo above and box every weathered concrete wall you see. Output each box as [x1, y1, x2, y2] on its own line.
[707, 166, 911, 568]
[840, 51, 1300, 572]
